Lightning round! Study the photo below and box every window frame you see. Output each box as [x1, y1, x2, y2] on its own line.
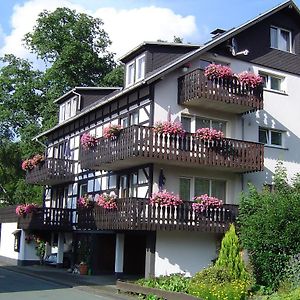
[135, 54, 146, 82]
[259, 127, 284, 148]
[259, 72, 285, 93]
[126, 61, 135, 87]
[270, 25, 293, 53]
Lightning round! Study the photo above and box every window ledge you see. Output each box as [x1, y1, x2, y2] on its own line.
[263, 88, 288, 96]
[264, 144, 288, 150]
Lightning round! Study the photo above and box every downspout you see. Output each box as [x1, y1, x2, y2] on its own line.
[241, 114, 245, 191]
[72, 90, 82, 111]
[34, 137, 47, 148]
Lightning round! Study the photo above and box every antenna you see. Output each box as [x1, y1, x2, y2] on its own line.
[229, 37, 249, 56]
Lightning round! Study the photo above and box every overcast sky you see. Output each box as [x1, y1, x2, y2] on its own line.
[0, 0, 298, 66]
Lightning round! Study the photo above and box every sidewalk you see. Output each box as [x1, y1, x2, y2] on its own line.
[0, 262, 135, 300]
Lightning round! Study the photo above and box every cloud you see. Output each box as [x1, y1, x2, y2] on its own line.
[0, 0, 198, 65]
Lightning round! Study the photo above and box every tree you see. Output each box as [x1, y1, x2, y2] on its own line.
[239, 162, 300, 289]
[101, 65, 124, 87]
[24, 7, 115, 97]
[215, 224, 248, 280]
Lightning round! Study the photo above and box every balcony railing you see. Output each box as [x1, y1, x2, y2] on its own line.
[77, 198, 238, 233]
[178, 69, 263, 113]
[18, 207, 75, 231]
[25, 158, 75, 185]
[80, 125, 264, 172]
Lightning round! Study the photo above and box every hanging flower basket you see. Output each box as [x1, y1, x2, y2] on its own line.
[95, 192, 117, 210]
[80, 132, 97, 150]
[237, 71, 263, 88]
[204, 64, 233, 80]
[192, 194, 223, 213]
[77, 194, 94, 208]
[149, 190, 183, 207]
[153, 121, 185, 137]
[103, 124, 122, 139]
[194, 128, 224, 141]
[16, 203, 39, 217]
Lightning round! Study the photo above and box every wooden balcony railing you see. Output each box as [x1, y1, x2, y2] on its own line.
[77, 198, 238, 233]
[25, 158, 75, 185]
[18, 207, 76, 231]
[178, 69, 263, 113]
[80, 125, 264, 172]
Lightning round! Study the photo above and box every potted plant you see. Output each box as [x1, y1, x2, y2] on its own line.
[80, 132, 97, 150]
[21, 159, 34, 171]
[237, 71, 263, 88]
[194, 127, 224, 142]
[15, 203, 39, 217]
[149, 190, 183, 207]
[77, 194, 94, 208]
[103, 124, 122, 138]
[204, 64, 233, 80]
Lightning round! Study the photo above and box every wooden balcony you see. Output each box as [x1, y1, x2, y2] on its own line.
[77, 198, 238, 233]
[80, 125, 264, 173]
[18, 207, 75, 231]
[25, 158, 75, 185]
[178, 69, 263, 114]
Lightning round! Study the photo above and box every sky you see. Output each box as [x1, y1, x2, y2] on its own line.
[0, 0, 299, 67]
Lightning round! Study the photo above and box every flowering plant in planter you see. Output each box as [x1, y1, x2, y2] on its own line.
[80, 132, 97, 150]
[103, 124, 122, 138]
[204, 64, 233, 80]
[192, 194, 223, 213]
[153, 121, 185, 137]
[194, 128, 224, 141]
[21, 159, 34, 171]
[237, 71, 263, 88]
[16, 203, 39, 216]
[31, 154, 45, 166]
[95, 192, 117, 209]
[149, 190, 183, 207]
[77, 194, 94, 208]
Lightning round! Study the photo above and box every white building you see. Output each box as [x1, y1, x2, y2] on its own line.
[1, 0, 300, 277]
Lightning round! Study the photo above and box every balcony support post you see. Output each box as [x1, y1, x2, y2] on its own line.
[115, 233, 125, 279]
[56, 232, 64, 268]
[145, 232, 156, 278]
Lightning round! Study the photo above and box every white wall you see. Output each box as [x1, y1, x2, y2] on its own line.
[155, 231, 218, 277]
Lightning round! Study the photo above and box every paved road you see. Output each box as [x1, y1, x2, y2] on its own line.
[0, 267, 126, 300]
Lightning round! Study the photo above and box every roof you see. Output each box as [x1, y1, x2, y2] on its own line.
[35, 0, 298, 140]
[119, 41, 201, 63]
[54, 86, 122, 104]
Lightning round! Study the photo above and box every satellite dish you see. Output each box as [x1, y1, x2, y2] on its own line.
[229, 37, 249, 56]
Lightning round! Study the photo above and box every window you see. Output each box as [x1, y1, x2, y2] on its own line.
[179, 177, 226, 202]
[136, 54, 145, 81]
[120, 111, 139, 128]
[125, 53, 146, 87]
[59, 96, 78, 123]
[126, 62, 135, 86]
[259, 127, 283, 147]
[181, 115, 227, 134]
[79, 183, 88, 197]
[270, 26, 292, 52]
[260, 72, 284, 92]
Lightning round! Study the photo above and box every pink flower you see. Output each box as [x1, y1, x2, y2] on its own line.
[194, 128, 224, 140]
[192, 194, 223, 212]
[103, 124, 122, 139]
[77, 195, 93, 208]
[153, 121, 185, 137]
[204, 64, 233, 80]
[81, 132, 97, 150]
[31, 154, 45, 166]
[149, 190, 183, 207]
[95, 192, 117, 210]
[16, 203, 39, 216]
[237, 71, 263, 88]
[21, 159, 34, 171]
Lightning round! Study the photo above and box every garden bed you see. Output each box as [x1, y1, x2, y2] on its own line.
[116, 280, 201, 300]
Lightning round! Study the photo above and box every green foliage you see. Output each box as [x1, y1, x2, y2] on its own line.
[136, 273, 190, 294]
[281, 254, 300, 290]
[215, 224, 249, 281]
[239, 162, 300, 289]
[101, 65, 124, 87]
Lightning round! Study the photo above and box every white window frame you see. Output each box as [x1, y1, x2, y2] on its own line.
[181, 114, 227, 135]
[179, 177, 227, 202]
[259, 72, 285, 93]
[135, 54, 146, 82]
[270, 25, 292, 53]
[259, 127, 284, 148]
[126, 61, 135, 87]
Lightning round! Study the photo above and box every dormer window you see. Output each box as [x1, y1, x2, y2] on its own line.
[270, 26, 292, 53]
[59, 96, 78, 123]
[125, 53, 146, 87]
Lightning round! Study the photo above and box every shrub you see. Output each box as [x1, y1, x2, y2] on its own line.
[137, 273, 190, 294]
[239, 162, 300, 289]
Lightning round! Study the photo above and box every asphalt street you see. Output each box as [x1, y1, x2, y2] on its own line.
[0, 267, 125, 300]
